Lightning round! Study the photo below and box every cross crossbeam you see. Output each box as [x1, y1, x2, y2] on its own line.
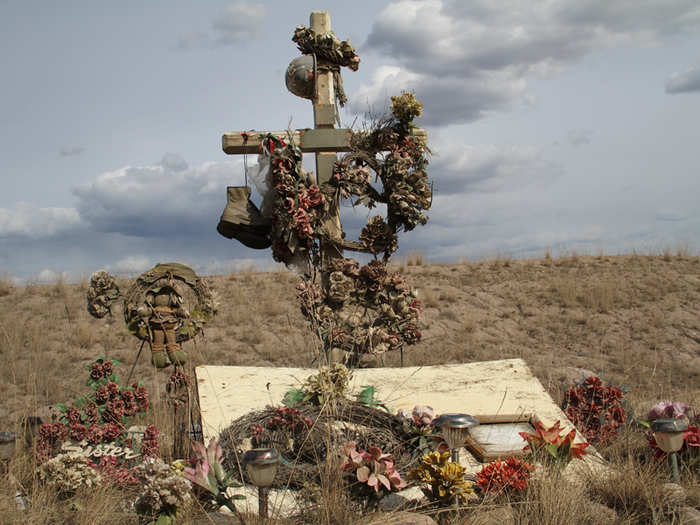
[221, 128, 428, 155]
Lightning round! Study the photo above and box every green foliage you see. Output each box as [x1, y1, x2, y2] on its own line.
[282, 388, 306, 408]
[356, 385, 387, 411]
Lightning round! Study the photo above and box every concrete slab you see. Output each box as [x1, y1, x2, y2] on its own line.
[196, 358, 578, 445]
[195, 358, 607, 518]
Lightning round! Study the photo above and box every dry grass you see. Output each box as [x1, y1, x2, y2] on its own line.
[0, 253, 699, 523]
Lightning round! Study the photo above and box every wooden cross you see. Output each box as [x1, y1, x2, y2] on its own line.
[221, 11, 427, 260]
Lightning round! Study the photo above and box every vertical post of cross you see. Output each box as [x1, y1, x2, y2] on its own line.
[310, 11, 343, 264]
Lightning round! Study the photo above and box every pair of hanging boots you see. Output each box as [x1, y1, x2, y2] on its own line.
[150, 323, 187, 368]
[217, 186, 272, 249]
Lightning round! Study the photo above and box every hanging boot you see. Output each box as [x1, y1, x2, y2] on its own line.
[217, 186, 272, 249]
[164, 323, 187, 365]
[150, 329, 170, 368]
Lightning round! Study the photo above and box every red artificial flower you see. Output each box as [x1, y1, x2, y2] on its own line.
[476, 457, 536, 495]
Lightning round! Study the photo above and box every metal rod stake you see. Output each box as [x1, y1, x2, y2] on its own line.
[670, 452, 681, 483]
[258, 486, 269, 519]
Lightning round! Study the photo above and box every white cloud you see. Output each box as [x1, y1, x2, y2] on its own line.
[72, 154, 242, 237]
[430, 142, 563, 196]
[0, 202, 84, 239]
[361, 0, 700, 125]
[177, 1, 267, 49]
[35, 269, 69, 283]
[666, 63, 700, 93]
[212, 1, 267, 44]
[350, 65, 525, 125]
[111, 256, 154, 275]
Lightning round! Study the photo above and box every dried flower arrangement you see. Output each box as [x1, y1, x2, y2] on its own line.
[476, 457, 536, 497]
[248, 89, 430, 362]
[519, 420, 589, 467]
[409, 450, 474, 505]
[39, 452, 103, 496]
[340, 441, 406, 506]
[183, 438, 245, 517]
[562, 376, 628, 445]
[37, 358, 155, 462]
[134, 457, 192, 525]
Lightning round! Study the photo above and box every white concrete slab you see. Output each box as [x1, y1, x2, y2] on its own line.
[196, 358, 608, 518]
[195, 358, 577, 446]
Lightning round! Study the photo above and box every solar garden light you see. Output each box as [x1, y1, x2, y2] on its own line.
[241, 448, 279, 519]
[434, 413, 479, 463]
[650, 418, 688, 483]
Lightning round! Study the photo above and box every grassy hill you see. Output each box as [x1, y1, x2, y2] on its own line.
[2, 252, 698, 428]
[1, 252, 699, 524]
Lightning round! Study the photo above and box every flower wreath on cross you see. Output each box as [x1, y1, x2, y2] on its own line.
[257, 27, 432, 361]
[259, 94, 431, 360]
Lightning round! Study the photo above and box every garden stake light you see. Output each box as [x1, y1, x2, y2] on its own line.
[242, 448, 280, 519]
[434, 414, 479, 463]
[650, 418, 688, 483]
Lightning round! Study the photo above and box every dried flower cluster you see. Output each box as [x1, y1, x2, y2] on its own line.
[476, 457, 536, 496]
[332, 92, 431, 243]
[409, 450, 474, 504]
[292, 94, 429, 359]
[298, 258, 422, 357]
[292, 25, 360, 71]
[302, 363, 352, 405]
[263, 135, 328, 265]
[251, 406, 313, 447]
[37, 358, 153, 462]
[563, 376, 627, 445]
[397, 405, 436, 428]
[134, 457, 192, 520]
[397, 406, 445, 459]
[340, 442, 406, 498]
[86, 270, 120, 318]
[647, 401, 695, 422]
[39, 452, 102, 496]
[94, 455, 140, 487]
[292, 24, 359, 106]
[390, 92, 423, 125]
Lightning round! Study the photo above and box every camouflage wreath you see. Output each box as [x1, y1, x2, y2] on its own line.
[123, 263, 217, 343]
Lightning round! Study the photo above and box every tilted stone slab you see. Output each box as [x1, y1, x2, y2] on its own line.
[196, 358, 579, 447]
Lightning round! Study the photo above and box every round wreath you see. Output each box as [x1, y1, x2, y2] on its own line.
[123, 263, 217, 343]
[255, 94, 431, 358]
[297, 258, 422, 357]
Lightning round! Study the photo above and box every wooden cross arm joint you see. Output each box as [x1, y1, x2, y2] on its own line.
[222, 128, 427, 155]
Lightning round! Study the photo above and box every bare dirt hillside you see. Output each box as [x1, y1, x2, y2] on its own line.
[2, 253, 699, 429]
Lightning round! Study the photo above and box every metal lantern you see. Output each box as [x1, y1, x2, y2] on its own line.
[651, 418, 688, 483]
[285, 55, 315, 99]
[434, 413, 479, 463]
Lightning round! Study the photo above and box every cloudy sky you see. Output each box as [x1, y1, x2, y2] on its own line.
[2, 0, 699, 281]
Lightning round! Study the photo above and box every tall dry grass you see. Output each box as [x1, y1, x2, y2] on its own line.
[0, 253, 698, 523]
